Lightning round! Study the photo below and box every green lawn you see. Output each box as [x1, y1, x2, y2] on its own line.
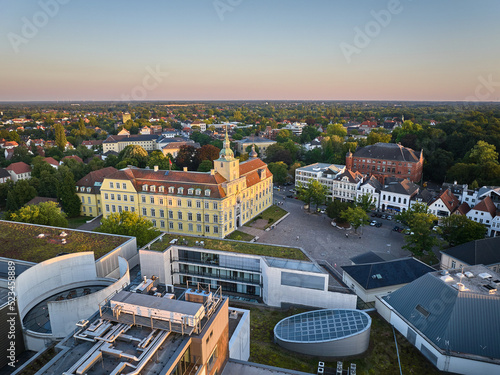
[245, 205, 288, 229]
[225, 230, 255, 242]
[244, 305, 443, 375]
[148, 233, 308, 261]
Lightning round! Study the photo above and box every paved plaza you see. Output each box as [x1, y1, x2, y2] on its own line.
[240, 189, 410, 276]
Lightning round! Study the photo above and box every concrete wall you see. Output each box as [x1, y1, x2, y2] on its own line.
[262, 261, 356, 309]
[16, 253, 98, 319]
[140, 248, 171, 284]
[95, 236, 137, 278]
[342, 273, 406, 303]
[48, 256, 130, 338]
[228, 308, 250, 361]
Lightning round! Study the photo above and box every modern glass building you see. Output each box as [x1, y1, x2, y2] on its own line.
[274, 309, 371, 358]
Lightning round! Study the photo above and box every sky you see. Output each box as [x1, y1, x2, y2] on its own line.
[0, 0, 499, 101]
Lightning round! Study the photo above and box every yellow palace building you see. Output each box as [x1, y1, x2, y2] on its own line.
[100, 133, 273, 238]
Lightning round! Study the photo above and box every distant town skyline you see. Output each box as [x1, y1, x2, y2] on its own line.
[1, 0, 499, 102]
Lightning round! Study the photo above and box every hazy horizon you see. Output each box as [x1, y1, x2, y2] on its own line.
[1, 0, 499, 102]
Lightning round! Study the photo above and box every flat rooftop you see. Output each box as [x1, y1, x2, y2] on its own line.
[146, 234, 309, 261]
[433, 265, 500, 296]
[222, 360, 311, 375]
[0, 221, 131, 263]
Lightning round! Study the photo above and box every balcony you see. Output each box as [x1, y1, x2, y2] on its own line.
[172, 257, 261, 273]
[174, 268, 262, 286]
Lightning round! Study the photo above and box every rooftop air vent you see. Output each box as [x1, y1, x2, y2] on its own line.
[464, 271, 474, 278]
[441, 275, 454, 283]
[478, 273, 492, 280]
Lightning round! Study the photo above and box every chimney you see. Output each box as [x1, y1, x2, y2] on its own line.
[210, 169, 215, 175]
[183, 167, 188, 172]
[154, 165, 159, 172]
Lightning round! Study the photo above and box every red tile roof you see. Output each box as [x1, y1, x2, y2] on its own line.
[6, 161, 31, 174]
[472, 196, 497, 217]
[43, 157, 59, 166]
[456, 202, 471, 216]
[432, 189, 460, 212]
[62, 155, 84, 164]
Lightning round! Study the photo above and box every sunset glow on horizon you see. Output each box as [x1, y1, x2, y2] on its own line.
[1, 0, 499, 102]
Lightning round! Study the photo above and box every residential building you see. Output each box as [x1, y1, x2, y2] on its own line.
[346, 142, 424, 183]
[235, 136, 276, 157]
[332, 169, 364, 202]
[466, 196, 497, 234]
[379, 177, 419, 212]
[5, 161, 32, 181]
[428, 188, 460, 218]
[356, 175, 382, 207]
[100, 132, 273, 238]
[376, 265, 500, 375]
[61, 155, 84, 164]
[76, 167, 118, 217]
[294, 163, 345, 201]
[122, 112, 131, 123]
[43, 157, 59, 168]
[140, 234, 357, 309]
[440, 236, 500, 273]
[102, 134, 160, 153]
[0, 168, 12, 183]
[342, 258, 435, 303]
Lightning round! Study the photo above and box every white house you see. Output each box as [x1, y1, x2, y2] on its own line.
[5, 161, 32, 181]
[332, 169, 364, 202]
[428, 188, 460, 218]
[466, 196, 497, 235]
[356, 175, 382, 208]
[379, 178, 419, 212]
[295, 163, 345, 201]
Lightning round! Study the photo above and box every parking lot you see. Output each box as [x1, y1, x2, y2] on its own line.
[245, 187, 410, 274]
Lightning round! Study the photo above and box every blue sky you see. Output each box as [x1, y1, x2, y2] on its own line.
[0, 0, 499, 101]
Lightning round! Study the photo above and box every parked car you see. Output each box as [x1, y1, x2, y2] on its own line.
[370, 220, 377, 226]
[375, 222, 382, 227]
[387, 215, 393, 220]
[381, 214, 387, 219]
[371, 213, 377, 217]
[393, 226, 400, 232]
[286, 194, 293, 198]
[320, 209, 326, 214]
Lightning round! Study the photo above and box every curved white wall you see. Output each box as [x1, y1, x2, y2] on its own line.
[49, 256, 130, 338]
[16, 253, 130, 349]
[16, 252, 98, 319]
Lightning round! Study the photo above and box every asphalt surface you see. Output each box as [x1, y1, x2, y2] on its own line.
[241, 188, 411, 274]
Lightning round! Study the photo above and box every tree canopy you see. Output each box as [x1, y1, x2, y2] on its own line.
[8, 201, 68, 227]
[98, 211, 160, 247]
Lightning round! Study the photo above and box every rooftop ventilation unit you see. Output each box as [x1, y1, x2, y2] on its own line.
[440, 275, 454, 283]
[453, 283, 469, 292]
[478, 273, 492, 280]
[464, 271, 474, 278]
[441, 270, 449, 276]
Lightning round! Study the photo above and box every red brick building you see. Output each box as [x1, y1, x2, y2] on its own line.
[346, 142, 423, 183]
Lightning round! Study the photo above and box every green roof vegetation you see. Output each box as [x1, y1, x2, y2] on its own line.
[147, 233, 309, 261]
[0, 221, 130, 263]
[243, 305, 442, 375]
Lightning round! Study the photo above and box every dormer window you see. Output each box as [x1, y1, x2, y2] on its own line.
[143, 184, 148, 191]
[195, 188, 201, 195]
[178, 187, 184, 194]
[76, 186, 79, 192]
[168, 186, 174, 193]
[150, 185, 156, 192]
[80, 187, 85, 192]
[86, 187, 91, 193]
[159, 186, 164, 193]
[205, 189, 211, 196]
[188, 188, 194, 195]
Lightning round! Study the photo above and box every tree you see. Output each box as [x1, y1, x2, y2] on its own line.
[340, 206, 369, 233]
[98, 211, 160, 247]
[55, 123, 67, 150]
[5, 180, 37, 211]
[440, 215, 486, 246]
[297, 179, 327, 212]
[267, 162, 289, 185]
[326, 123, 347, 138]
[147, 151, 170, 170]
[195, 144, 220, 166]
[396, 203, 438, 256]
[119, 145, 148, 168]
[367, 129, 391, 145]
[265, 144, 293, 165]
[8, 201, 68, 227]
[466, 140, 499, 165]
[57, 167, 81, 217]
[356, 193, 376, 212]
[197, 159, 213, 172]
[175, 145, 197, 170]
[276, 129, 293, 143]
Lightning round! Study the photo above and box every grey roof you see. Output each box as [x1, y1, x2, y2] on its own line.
[0, 168, 11, 179]
[103, 134, 160, 143]
[413, 189, 435, 204]
[350, 251, 384, 265]
[381, 178, 419, 196]
[441, 237, 500, 266]
[238, 136, 276, 144]
[353, 142, 421, 162]
[342, 258, 435, 290]
[111, 290, 203, 316]
[360, 175, 382, 191]
[382, 266, 500, 360]
[266, 258, 322, 273]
